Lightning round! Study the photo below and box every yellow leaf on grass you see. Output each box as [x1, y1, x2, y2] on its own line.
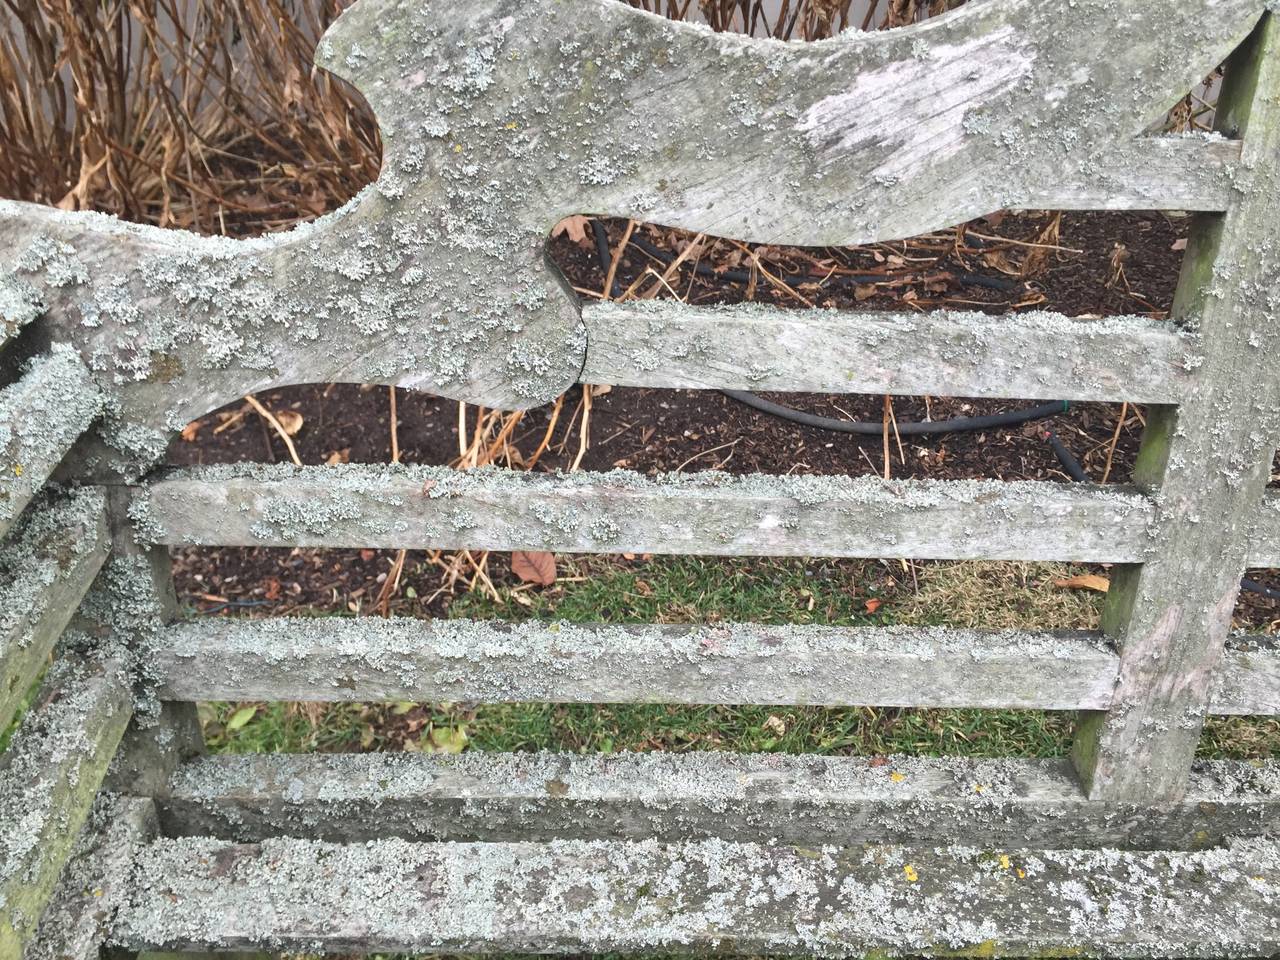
[226, 706, 258, 731]
[1053, 573, 1110, 593]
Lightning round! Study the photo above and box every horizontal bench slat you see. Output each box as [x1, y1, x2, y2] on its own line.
[0, 345, 102, 540]
[154, 617, 1119, 709]
[1250, 492, 1280, 567]
[0, 489, 109, 732]
[153, 617, 1277, 714]
[113, 833, 1280, 957]
[161, 751, 1280, 851]
[581, 303, 1198, 403]
[1023, 136, 1242, 214]
[136, 464, 1154, 562]
[1214, 637, 1280, 715]
[26, 795, 157, 960]
[0, 653, 132, 958]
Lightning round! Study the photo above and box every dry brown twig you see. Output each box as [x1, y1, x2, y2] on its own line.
[243, 394, 302, 466]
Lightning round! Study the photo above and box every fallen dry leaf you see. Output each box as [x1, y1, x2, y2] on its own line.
[1054, 573, 1111, 593]
[512, 550, 557, 586]
[551, 215, 591, 245]
[275, 409, 304, 436]
[865, 598, 883, 613]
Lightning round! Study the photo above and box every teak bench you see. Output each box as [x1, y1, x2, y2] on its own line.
[2, 0, 1279, 955]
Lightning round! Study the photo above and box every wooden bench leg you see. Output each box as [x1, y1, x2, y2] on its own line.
[102, 487, 206, 804]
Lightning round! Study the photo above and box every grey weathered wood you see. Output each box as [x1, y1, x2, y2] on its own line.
[134, 464, 1154, 562]
[581, 302, 1200, 403]
[0, 346, 103, 540]
[0, 0, 1261, 474]
[1071, 15, 1280, 803]
[1213, 636, 1280, 716]
[150, 616, 1280, 716]
[25, 795, 157, 960]
[98, 486, 206, 802]
[112, 833, 1280, 957]
[0, 270, 42, 351]
[0, 652, 132, 959]
[1250, 491, 1280, 568]
[159, 751, 1280, 852]
[151, 617, 1119, 709]
[0, 489, 108, 734]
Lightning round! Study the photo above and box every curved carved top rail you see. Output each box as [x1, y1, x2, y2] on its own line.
[0, 0, 1265, 475]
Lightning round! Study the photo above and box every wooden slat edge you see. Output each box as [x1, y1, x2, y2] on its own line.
[26, 795, 157, 960]
[160, 751, 1280, 852]
[112, 834, 1280, 957]
[0, 489, 109, 732]
[154, 617, 1118, 709]
[0, 653, 132, 958]
[1026, 135, 1242, 213]
[0, 346, 103, 540]
[0, 270, 42, 351]
[581, 302, 1199, 402]
[1213, 635, 1280, 715]
[1248, 491, 1279, 568]
[135, 464, 1154, 562]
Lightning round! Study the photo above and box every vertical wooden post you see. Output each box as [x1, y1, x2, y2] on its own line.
[1072, 14, 1280, 800]
[101, 486, 205, 799]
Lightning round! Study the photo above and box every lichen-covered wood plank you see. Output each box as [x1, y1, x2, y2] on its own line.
[0, 653, 132, 959]
[151, 617, 1119, 709]
[135, 464, 1154, 562]
[112, 833, 1280, 957]
[1072, 14, 1280, 803]
[0, 490, 108, 734]
[1249, 492, 1280, 567]
[0, 270, 42, 351]
[0, 0, 1262, 474]
[159, 751, 1280, 852]
[97, 487, 206, 802]
[25, 795, 157, 960]
[581, 303, 1200, 403]
[1213, 636, 1280, 715]
[0, 347, 103, 540]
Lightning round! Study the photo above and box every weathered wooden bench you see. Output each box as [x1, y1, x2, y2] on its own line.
[2, 0, 1280, 955]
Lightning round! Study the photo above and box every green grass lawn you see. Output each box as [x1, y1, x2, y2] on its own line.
[201, 554, 1279, 760]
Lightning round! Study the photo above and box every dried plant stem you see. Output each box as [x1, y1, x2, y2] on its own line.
[1101, 402, 1128, 485]
[244, 394, 302, 466]
[389, 387, 400, 464]
[571, 386, 593, 472]
[602, 219, 636, 300]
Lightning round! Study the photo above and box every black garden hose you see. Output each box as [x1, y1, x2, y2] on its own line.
[724, 390, 1070, 437]
[1043, 428, 1091, 482]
